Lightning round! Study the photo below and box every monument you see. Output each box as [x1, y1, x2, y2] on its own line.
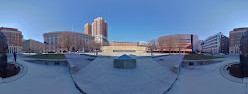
[0, 31, 8, 73]
[113, 54, 136, 69]
[227, 32, 248, 78]
[240, 32, 248, 73]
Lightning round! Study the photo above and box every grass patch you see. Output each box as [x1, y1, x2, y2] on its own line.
[26, 54, 66, 59]
[183, 53, 223, 60]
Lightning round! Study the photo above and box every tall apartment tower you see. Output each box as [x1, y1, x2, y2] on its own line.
[84, 17, 108, 45]
[84, 23, 92, 35]
[91, 17, 108, 39]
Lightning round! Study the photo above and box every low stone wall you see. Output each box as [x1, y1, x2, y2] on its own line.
[164, 57, 183, 93]
[24, 59, 67, 66]
[101, 46, 148, 53]
[67, 60, 78, 74]
[80, 54, 97, 57]
[181, 58, 226, 66]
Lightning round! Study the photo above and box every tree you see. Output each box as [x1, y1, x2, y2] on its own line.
[75, 35, 84, 52]
[58, 32, 73, 52]
[148, 39, 157, 56]
[158, 35, 176, 54]
[87, 40, 101, 55]
[175, 35, 188, 54]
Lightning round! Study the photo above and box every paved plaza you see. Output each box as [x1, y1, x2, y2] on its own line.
[0, 55, 80, 94]
[167, 55, 247, 94]
[67, 53, 184, 94]
[0, 53, 245, 94]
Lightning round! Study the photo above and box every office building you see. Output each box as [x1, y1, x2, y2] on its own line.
[22, 39, 45, 53]
[157, 34, 198, 53]
[137, 41, 149, 46]
[43, 31, 95, 52]
[202, 32, 229, 54]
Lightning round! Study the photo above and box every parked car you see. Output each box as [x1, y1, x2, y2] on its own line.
[48, 51, 55, 54]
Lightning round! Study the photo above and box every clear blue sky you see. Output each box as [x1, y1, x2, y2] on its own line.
[1, 0, 248, 42]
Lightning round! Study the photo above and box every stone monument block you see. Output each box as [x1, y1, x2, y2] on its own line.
[114, 54, 136, 69]
[240, 31, 248, 72]
[0, 32, 8, 70]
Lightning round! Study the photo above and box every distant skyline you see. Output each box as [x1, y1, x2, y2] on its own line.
[1, 0, 248, 42]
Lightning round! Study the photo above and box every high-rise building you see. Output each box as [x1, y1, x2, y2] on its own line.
[202, 32, 229, 54]
[85, 17, 108, 45]
[0, 27, 23, 53]
[84, 23, 92, 35]
[92, 17, 108, 38]
[229, 27, 248, 54]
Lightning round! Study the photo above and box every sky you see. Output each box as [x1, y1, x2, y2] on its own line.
[1, 0, 248, 42]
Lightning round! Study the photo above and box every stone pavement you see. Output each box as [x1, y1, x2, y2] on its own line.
[66, 54, 96, 73]
[167, 56, 245, 94]
[67, 53, 184, 94]
[0, 54, 80, 94]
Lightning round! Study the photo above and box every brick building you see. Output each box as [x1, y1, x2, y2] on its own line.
[109, 41, 137, 46]
[84, 17, 108, 45]
[229, 27, 248, 54]
[0, 27, 23, 53]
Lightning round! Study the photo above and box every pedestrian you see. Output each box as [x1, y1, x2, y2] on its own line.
[13, 52, 17, 62]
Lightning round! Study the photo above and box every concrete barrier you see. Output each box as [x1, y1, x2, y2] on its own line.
[24, 59, 68, 66]
[173, 65, 179, 74]
[181, 58, 226, 66]
[67, 60, 78, 74]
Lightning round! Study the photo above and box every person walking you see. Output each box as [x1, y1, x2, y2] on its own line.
[13, 52, 17, 62]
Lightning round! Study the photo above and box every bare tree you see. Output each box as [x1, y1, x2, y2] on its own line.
[175, 35, 188, 54]
[58, 32, 73, 52]
[158, 35, 176, 54]
[196, 46, 202, 54]
[158, 35, 190, 54]
[87, 40, 101, 55]
[148, 39, 157, 56]
[75, 35, 84, 52]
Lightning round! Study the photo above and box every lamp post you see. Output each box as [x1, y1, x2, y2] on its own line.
[44, 41, 48, 54]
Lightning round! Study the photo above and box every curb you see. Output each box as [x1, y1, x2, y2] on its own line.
[219, 62, 246, 83]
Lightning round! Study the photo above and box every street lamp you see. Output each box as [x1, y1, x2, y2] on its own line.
[44, 41, 48, 53]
